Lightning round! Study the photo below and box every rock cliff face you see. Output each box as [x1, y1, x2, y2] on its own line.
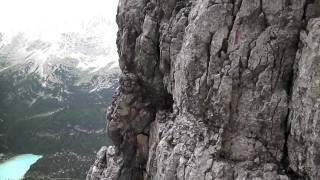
[87, 0, 320, 179]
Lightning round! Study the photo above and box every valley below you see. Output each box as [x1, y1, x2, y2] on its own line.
[0, 16, 119, 179]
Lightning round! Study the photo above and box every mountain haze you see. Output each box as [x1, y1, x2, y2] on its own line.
[0, 17, 119, 179]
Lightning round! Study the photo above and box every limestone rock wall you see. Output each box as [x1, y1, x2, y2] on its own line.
[288, 18, 320, 179]
[87, 0, 320, 179]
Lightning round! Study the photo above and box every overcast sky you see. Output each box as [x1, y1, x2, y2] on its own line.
[0, 0, 118, 41]
[0, 0, 119, 70]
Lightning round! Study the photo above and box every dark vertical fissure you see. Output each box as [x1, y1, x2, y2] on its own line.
[281, 111, 301, 179]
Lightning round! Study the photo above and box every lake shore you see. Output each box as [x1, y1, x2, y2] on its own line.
[0, 153, 15, 163]
[0, 154, 42, 180]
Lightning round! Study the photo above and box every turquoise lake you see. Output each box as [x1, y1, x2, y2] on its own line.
[0, 154, 42, 180]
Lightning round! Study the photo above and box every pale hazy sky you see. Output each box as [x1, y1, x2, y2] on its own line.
[0, 0, 118, 41]
[0, 0, 119, 70]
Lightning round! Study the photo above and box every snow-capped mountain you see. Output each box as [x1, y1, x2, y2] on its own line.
[0, 18, 119, 155]
[0, 18, 120, 92]
[0, 0, 119, 178]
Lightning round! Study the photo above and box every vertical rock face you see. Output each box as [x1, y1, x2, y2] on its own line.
[288, 18, 320, 179]
[87, 0, 320, 180]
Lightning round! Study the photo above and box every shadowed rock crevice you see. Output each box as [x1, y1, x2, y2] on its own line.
[87, 0, 320, 179]
[281, 111, 303, 179]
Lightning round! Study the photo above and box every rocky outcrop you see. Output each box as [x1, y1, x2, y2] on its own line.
[87, 0, 320, 179]
[288, 18, 320, 179]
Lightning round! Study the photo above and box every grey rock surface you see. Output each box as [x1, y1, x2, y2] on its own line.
[288, 17, 320, 179]
[87, 0, 320, 179]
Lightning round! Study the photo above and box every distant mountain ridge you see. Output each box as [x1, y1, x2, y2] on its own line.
[0, 21, 119, 151]
[0, 18, 119, 179]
